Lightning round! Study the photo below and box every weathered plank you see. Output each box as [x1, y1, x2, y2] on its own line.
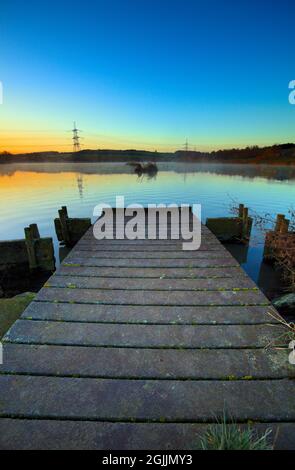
[36, 287, 269, 305]
[58, 265, 244, 279]
[47, 275, 256, 291]
[4, 320, 284, 348]
[83, 222, 213, 234]
[76, 238, 223, 247]
[62, 257, 239, 268]
[0, 419, 294, 450]
[81, 231, 215, 242]
[21, 302, 278, 325]
[0, 375, 294, 422]
[0, 343, 292, 379]
[68, 250, 231, 259]
[75, 242, 224, 251]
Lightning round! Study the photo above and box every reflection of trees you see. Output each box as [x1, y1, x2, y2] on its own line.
[1, 162, 295, 181]
[136, 172, 158, 183]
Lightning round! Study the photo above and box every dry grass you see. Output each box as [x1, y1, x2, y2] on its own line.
[199, 413, 273, 450]
[265, 307, 295, 348]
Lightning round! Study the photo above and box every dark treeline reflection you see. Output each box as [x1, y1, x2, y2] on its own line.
[1, 162, 295, 181]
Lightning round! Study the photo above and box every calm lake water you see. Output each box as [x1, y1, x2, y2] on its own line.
[1, 162, 295, 299]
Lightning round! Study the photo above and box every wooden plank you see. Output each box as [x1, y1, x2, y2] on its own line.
[62, 258, 239, 268]
[80, 234, 216, 242]
[36, 287, 269, 305]
[75, 241, 224, 250]
[0, 375, 294, 422]
[4, 320, 284, 348]
[58, 265, 244, 279]
[84, 222, 213, 233]
[46, 275, 256, 291]
[0, 419, 294, 450]
[21, 302, 278, 325]
[82, 230, 216, 241]
[67, 250, 232, 259]
[76, 244, 224, 252]
[1, 343, 292, 379]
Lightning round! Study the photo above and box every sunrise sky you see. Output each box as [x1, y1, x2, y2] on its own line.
[1, 0, 295, 153]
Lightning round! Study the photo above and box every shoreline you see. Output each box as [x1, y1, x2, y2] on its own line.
[1, 156, 295, 165]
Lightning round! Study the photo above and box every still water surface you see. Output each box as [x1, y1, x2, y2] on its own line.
[0, 162, 294, 298]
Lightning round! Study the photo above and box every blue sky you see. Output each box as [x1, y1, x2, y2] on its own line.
[1, 0, 295, 152]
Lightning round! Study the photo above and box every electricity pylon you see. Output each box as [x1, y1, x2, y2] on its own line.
[72, 121, 81, 152]
[183, 138, 189, 152]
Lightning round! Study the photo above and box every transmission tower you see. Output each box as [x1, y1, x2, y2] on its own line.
[183, 138, 189, 152]
[72, 121, 81, 152]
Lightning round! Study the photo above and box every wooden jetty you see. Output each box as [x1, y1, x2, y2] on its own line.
[0, 209, 294, 449]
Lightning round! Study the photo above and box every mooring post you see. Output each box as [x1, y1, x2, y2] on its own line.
[24, 224, 39, 269]
[61, 206, 68, 217]
[238, 204, 244, 218]
[58, 206, 71, 245]
[241, 206, 252, 241]
[263, 213, 293, 263]
[275, 214, 285, 232]
[54, 206, 91, 247]
[242, 207, 248, 222]
[280, 217, 290, 234]
[29, 223, 40, 239]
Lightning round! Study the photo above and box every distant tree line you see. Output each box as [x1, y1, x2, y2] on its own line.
[1, 143, 295, 164]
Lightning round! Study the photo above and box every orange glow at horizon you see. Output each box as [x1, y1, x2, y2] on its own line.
[0, 132, 245, 154]
[0, 131, 181, 154]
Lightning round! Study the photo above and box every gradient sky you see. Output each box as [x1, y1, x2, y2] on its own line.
[1, 0, 295, 153]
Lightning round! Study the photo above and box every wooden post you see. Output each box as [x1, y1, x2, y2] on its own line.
[29, 223, 40, 239]
[275, 214, 285, 232]
[241, 207, 250, 240]
[280, 218, 290, 234]
[238, 204, 244, 218]
[55, 206, 91, 247]
[58, 207, 70, 245]
[24, 225, 38, 269]
[61, 206, 68, 217]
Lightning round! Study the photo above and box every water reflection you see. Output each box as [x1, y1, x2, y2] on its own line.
[225, 243, 250, 265]
[76, 173, 84, 199]
[1, 162, 295, 180]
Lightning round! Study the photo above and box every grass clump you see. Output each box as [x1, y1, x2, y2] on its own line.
[199, 414, 273, 450]
[0, 292, 36, 339]
[266, 307, 295, 347]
